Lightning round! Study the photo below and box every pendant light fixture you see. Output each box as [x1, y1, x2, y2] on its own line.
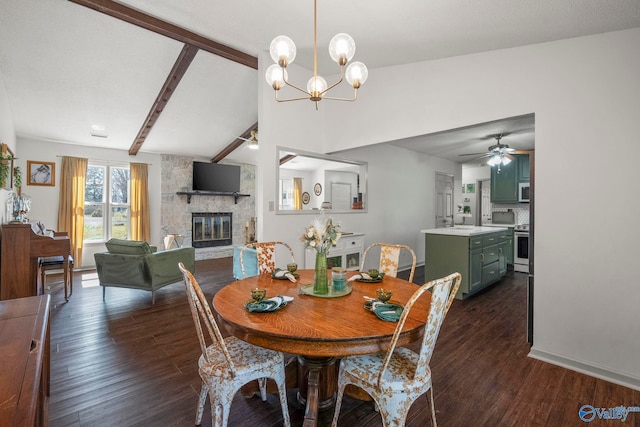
[265, 0, 368, 110]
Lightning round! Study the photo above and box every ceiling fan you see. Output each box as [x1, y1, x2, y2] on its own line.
[459, 133, 515, 167]
[236, 130, 258, 150]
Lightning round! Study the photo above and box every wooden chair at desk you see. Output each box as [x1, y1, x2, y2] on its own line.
[39, 253, 74, 302]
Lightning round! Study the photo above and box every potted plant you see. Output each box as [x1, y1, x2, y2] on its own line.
[0, 150, 14, 189]
[13, 166, 22, 192]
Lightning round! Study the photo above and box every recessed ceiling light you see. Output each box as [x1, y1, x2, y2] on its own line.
[90, 124, 108, 138]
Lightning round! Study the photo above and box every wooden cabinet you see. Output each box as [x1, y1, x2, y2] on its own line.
[0, 295, 50, 426]
[424, 230, 507, 299]
[305, 233, 364, 271]
[490, 154, 529, 203]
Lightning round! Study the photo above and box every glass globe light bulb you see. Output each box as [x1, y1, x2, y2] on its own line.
[329, 33, 356, 65]
[269, 36, 296, 66]
[501, 155, 512, 166]
[265, 64, 287, 90]
[307, 75, 328, 95]
[345, 62, 369, 88]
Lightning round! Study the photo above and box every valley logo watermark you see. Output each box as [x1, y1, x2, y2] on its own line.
[579, 404, 640, 423]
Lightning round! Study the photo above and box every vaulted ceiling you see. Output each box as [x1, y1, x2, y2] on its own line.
[1, 1, 639, 165]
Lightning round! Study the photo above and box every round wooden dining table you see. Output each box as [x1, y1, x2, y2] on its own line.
[213, 270, 432, 426]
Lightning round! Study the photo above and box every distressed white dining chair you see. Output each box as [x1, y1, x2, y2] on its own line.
[361, 243, 417, 282]
[178, 263, 291, 427]
[331, 272, 462, 427]
[240, 241, 295, 278]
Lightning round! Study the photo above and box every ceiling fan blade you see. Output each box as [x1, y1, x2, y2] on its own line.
[459, 152, 489, 157]
[504, 153, 516, 160]
[463, 155, 491, 164]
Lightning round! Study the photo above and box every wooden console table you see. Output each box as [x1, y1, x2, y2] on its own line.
[0, 295, 51, 426]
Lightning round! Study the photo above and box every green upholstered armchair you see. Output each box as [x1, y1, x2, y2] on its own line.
[94, 238, 196, 304]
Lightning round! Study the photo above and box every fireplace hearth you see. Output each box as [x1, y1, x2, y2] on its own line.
[192, 212, 232, 248]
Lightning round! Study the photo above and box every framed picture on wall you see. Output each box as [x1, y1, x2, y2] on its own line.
[27, 160, 55, 186]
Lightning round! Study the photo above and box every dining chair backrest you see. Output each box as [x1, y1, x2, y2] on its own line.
[361, 242, 417, 282]
[240, 241, 295, 277]
[178, 262, 236, 375]
[376, 272, 461, 388]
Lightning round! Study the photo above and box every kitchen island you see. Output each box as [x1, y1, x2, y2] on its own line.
[421, 226, 509, 299]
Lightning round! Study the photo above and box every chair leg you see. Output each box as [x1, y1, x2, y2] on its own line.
[330, 382, 347, 427]
[257, 377, 267, 401]
[428, 386, 437, 427]
[69, 263, 73, 298]
[275, 375, 291, 427]
[102, 286, 106, 301]
[151, 290, 155, 305]
[195, 382, 208, 426]
[63, 261, 69, 302]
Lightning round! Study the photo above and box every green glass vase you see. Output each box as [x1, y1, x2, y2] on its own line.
[313, 252, 329, 295]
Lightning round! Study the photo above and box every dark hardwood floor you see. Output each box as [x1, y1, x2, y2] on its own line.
[46, 259, 639, 427]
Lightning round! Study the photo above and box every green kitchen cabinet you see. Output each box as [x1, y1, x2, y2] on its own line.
[498, 241, 508, 275]
[490, 154, 529, 203]
[424, 229, 507, 299]
[469, 248, 482, 291]
[499, 227, 514, 265]
[518, 154, 530, 182]
[490, 158, 518, 203]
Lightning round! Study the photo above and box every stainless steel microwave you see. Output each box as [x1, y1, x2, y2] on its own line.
[519, 182, 530, 203]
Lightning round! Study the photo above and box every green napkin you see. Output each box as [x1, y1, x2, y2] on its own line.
[246, 300, 280, 312]
[245, 295, 293, 312]
[372, 303, 403, 322]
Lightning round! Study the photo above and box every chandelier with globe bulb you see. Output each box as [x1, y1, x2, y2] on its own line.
[265, 0, 368, 110]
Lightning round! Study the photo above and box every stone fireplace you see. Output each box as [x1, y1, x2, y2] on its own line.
[161, 154, 256, 261]
[192, 212, 232, 248]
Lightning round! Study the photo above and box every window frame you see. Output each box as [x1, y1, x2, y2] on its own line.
[84, 162, 131, 244]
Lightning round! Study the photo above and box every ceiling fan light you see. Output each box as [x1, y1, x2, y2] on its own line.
[345, 62, 368, 88]
[501, 156, 512, 166]
[487, 155, 501, 167]
[248, 138, 259, 150]
[329, 33, 355, 65]
[269, 35, 296, 66]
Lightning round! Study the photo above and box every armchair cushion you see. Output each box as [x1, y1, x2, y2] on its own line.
[105, 238, 155, 255]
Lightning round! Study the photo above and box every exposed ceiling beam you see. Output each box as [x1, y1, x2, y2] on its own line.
[68, 0, 258, 69]
[129, 44, 199, 155]
[279, 154, 297, 165]
[211, 122, 258, 163]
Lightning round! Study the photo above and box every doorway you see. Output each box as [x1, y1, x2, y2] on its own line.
[435, 173, 454, 228]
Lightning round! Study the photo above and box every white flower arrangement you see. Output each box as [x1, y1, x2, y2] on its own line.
[301, 216, 341, 254]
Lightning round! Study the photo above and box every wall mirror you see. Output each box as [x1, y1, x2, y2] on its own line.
[276, 146, 367, 214]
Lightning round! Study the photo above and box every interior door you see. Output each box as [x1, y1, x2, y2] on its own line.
[435, 173, 454, 228]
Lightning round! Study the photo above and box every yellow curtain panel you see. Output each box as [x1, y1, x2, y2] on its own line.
[130, 162, 151, 243]
[57, 156, 88, 266]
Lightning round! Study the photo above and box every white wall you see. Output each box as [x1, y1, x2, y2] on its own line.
[0, 69, 17, 223]
[16, 137, 161, 267]
[258, 28, 640, 388]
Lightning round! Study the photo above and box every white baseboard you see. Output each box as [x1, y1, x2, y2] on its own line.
[528, 347, 640, 391]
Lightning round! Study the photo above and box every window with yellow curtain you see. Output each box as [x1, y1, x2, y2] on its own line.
[293, 177, 303, 210]
[130, 163, 150, 242]
[57, 156, 88, 266]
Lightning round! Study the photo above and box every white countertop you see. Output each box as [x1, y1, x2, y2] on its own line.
[481, 223, 516, 228]
[421, 226, 508, 236]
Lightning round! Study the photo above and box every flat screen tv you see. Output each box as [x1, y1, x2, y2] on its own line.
[192, 162, 241, 193]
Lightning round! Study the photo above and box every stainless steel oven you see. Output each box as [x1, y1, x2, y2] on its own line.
[514, 224, 529, 273]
